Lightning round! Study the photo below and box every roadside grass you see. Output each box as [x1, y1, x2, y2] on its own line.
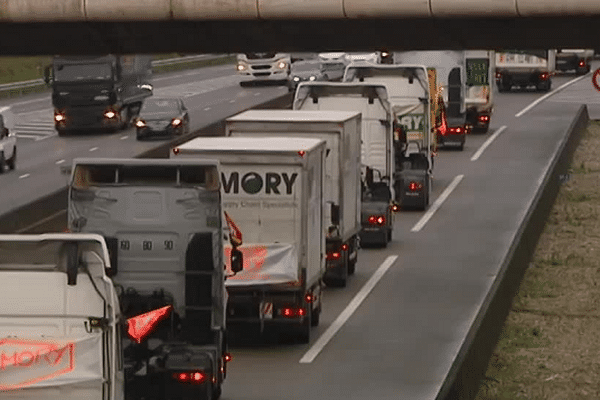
[474, 121, 600, 400]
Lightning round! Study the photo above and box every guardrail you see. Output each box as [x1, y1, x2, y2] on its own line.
[0, 54, 233, 97]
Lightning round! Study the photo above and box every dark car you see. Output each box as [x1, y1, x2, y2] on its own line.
[135, 97, 190, 140]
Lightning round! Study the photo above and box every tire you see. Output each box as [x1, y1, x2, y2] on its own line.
[348, 256, 356, 275]
[0, 152, 5, 174]
[136, 130, 144, 140]
[7, 147, 16, 170]
[459, 141, 465, 151]
[56, 128, 67, 137]
[323, 273, 347, 288]
[297, 307, 312, 344]
[212, 383, 222, 400]
[387, 228, 392, 242]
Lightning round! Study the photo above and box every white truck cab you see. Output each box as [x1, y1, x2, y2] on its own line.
[0, 233, 124, 400]
[0, 106, 17, 173]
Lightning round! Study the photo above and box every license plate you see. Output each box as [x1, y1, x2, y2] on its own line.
[260, 302, 273, 320]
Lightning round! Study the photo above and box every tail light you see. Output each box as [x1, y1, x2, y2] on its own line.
[54, 113, 66, 122]
[172, 147, 180, 155]
[448, 127, 463, 134]
[478, 115, 490, 123]
[224, 353, 232, 363]
[408, 182, 423, 191]
[495, 71, 502, 79]
[305, 294, 314, 303]
[280, 307, 306, 318]
[341, 243, 349, 251]
[104, 109, 117, 119]
[368, 215, 386, 225]
[173, 371, 207, 384]
[539, 72, 549, 80]
[326, 251, 341, 260]
[391, 203, 400, 212]
[579, 60, 586, 67]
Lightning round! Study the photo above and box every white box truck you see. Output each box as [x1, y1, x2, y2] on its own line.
[226, 110, 362, 286]
[495, 49, 556, 92]
[292, 82, 397, 246]
[393, 50, 470, 150]
[0, 233, 123, 400]
[236, 52, 292, 87]
[465, 50, 495, 133]
[171, 136, 327, 343]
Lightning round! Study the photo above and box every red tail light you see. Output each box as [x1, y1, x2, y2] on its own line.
[298, 150, 306, 157]
[281, 307, 305, 318]
[305, 293, 314, 303]
[391, 203, 400, 212]
[172, 147, 180, 155]
[478, 115, 490, 122]
[341, 243, 348, 251]
[495, 71, 502, 79]
[368, 215, 386, 225]
[408, 182, 423, 191]
[448, 127, 463, 134]
[173, 371, 207, 384]
[127, 305, 172, 344]
[579, 60, 586, 67]
[326, 251, 341, 260]
[224, 353, 232, 363]
[539, 72, 549, 80]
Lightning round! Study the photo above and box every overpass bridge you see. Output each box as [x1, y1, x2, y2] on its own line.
[1, 0, 600, 54]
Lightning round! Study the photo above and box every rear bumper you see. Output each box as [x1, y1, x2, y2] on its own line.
[359, 226, 387, 244]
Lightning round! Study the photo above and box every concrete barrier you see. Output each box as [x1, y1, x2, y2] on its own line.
[0, 92, 293, 234]
[437, 104, 590, 400]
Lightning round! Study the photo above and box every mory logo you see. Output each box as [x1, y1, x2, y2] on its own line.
[0, 339, 75, 391]
[221, 172, 298, 195]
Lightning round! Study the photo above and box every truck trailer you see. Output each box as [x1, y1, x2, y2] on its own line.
[392, 51, 469, 150]
[65, 158, 238, 400]
[342, 64, 437, 209]
[44, 55, 153, 135]
[464, 50, 495, 133]
[495, 49, 556, 92]
[292, 82, 397, 246]
[0, 233, 123, 400]
[172, 137, 327, 343]
[225, 110, 361, 285]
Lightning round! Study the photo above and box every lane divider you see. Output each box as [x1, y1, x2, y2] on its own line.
[471, 125, 507, 161]
[515, 74, 590, 118]
[299, 255, 398, 364]
[411, 174, 464, 233]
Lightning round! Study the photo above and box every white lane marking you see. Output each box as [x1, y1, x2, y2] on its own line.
[120, 135, 129, 140]
[229, 99, 236, 103]
[254, 92, 261, 96]
[35, 135, 54, 141]
[18, 174, 30, 179]
[471, 125, 507, 161]
[89, 147, 98, 152]
[204, 107, 211, 111]
[55, 159, 65, 164]
[515, 74, 590, 117]
[15, 209, 67, 234]
[411, 174, 464, 232]
[15, 134, 40, 139]
[299, 255, 398, 364]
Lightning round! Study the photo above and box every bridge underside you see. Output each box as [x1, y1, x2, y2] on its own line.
[1, 17, 599, 55]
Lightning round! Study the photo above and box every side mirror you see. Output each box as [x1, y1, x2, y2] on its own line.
[230, 248, 243, 274]
[331, 204, 340, 226]
[366, 167, 374, 188]
[43, 65, 52, 86]
[65, 241, 79, 286]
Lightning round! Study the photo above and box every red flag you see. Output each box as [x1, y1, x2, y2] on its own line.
[127, 305, 172, 344]
[224, 211, 243, 247]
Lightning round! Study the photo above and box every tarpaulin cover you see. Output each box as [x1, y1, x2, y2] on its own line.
[224, 243, 299, 287]
[1, 333, 104, 394]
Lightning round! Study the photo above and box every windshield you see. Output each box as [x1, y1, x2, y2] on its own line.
[54, 63, 113, 82]
[141, 99, 180, 113]
[0, 239, 102, 270]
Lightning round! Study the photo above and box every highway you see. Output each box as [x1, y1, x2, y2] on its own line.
[2, 60, 599, 399]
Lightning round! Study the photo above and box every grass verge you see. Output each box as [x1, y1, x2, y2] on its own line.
[474, 120, 600, 399]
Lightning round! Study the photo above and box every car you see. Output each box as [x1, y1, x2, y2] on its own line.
[0, 106, 17, 173]
[135, 97, 190, 140]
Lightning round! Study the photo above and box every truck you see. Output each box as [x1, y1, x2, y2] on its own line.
[495, 49, 556, 92]
[556, 49, 594, 75]
[171, 136, 327, 343]
[236, 53, 292, 87]
[292, 82, 397, 246]
[393, 50, 470, 150]
[64, 158, 240, 400]
[0, 106, 16, 173]
[225, 110, 361, 285]
[0, 233, 124, 400]
[43, 55, 153, 135]
[317, 52, 349, 81]
[343, 64, 438, 209]
[464, 50, 495, 133]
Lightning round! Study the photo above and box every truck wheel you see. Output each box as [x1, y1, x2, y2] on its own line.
[0, 152, 5, 174]
[348, 257, 356, 275]
[323, 273, 347, 288]
[387, 228, 392, 242]
[212, 383, 222, 400]
[7, 148, 16, 170]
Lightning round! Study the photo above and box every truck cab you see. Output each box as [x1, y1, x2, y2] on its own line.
[236, 53, 291, 86]
[0, 106, 16, 173]
[0, 233, 123, 400]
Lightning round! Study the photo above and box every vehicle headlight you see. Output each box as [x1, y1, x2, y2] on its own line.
[54, 114, 65, 122]
[172, 118, 182, 126]
[104, 110, 116, 119]
[237, 64, 246, 71]
[135, 120, 146, 128]
[293, 76, 301, 82]
[277, 61, 288, 69]
[309, 75, 316, 81]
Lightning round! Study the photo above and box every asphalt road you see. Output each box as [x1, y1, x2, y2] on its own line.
[3, 60, 600, 399]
